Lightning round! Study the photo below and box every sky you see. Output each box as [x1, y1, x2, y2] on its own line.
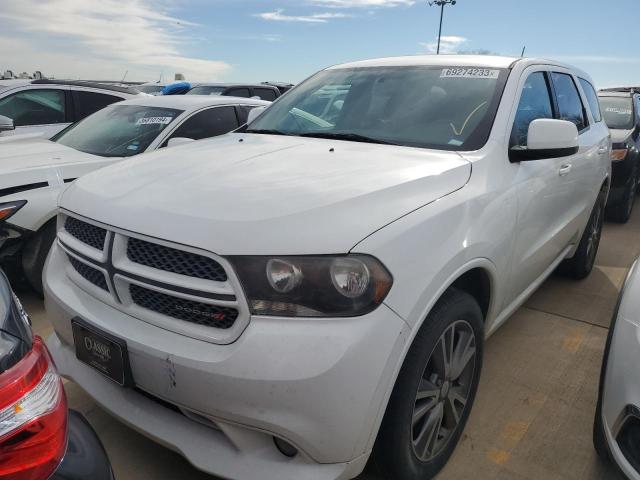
[0, 0, 638, 89]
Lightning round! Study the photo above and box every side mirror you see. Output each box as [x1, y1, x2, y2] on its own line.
[247, 106, 267, 125]
[510, 118, 579, 162]
[0, 115, 15, 132]
[167, 137, 194, 148]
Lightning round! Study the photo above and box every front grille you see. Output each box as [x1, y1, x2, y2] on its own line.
[68, 256, 108, 290]
[127, 238, 227, 282]
[130, 284, 238, 329]
[65, 217, 107, 250]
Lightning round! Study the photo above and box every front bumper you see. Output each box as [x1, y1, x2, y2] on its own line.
[44, 243, 410, 480]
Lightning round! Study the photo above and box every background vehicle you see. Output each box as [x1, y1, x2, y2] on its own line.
[44, 56, 609, 480]
[136, 82, 166, 95]
[598, 88, 640, 223]
[261, 81, 295, 94]
[0, 79, 140, 139]
[0, 269, 113, 480]
[187, 83, 281, 101]
[0, 95, 269, 294]
[594, 258, 640, 479]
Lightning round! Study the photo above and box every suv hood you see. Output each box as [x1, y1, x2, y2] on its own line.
[0, 138, 102, 175]
[62, 133, 471, 255]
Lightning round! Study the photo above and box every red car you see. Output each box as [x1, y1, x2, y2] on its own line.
[0, 270, 113, 480]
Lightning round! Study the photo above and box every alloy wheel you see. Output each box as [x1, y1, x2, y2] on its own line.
[411, 320, 477, 462]
[585, 200, 603, 268]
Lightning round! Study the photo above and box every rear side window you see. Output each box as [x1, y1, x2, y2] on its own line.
[0, 89, 66, 126]
[510, 72, 554, 147]
[252, 88, 277, 101]
[578, 78, 602, 123]
[236, 105, 262, 124]
[551, 72, 587, 131]
[72, 91, 123, 121]
[225, 88, 250, 98]
[165, 106, 239, 143]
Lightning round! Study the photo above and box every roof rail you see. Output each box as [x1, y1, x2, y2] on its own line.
[600, 86, 640, 95]
[30, 79, 140, 94]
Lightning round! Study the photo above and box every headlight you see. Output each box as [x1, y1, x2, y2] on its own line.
[229, 255, 393, 317]
[0, 200, 27, 222]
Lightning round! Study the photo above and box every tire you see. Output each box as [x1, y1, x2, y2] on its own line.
[593, 395, 610, 462]
[373, 289, 484, 480]
[560, 190, 605, 280]
[21, 219, 57, 296]
[607, 174, 637, 224]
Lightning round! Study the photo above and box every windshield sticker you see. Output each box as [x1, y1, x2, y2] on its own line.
[136, 116, 173, 125]
[448, 139, 463, 146]
[126, 144, 139, 151]
[440, 68, 500, 79]
[605, 107, 632, 115]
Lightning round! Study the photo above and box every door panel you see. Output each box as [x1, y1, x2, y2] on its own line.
[507, 70, 572, 301]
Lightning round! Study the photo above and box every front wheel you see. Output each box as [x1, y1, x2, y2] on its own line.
[373, 289, 484, 480]
[560, 190, 605, 280]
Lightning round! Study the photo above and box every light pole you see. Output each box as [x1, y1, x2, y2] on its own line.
[428, 0, 457, 54]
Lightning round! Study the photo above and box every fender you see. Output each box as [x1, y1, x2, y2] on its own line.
[358, 257, 498, 457]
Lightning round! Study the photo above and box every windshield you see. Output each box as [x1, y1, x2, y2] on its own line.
[247, 66, 508, 150]
[599, 96, 634, 130]
[187, 86, 226, 96]
[54, 105, 182, 157]
[137, 85, 165, 95]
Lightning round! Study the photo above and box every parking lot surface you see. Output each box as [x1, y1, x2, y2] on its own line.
[21, 210, 638, 480]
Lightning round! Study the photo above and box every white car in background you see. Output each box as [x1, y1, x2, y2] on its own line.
[0, 95, 269, 293]
[595, 259, 640, 479]
[45, 55, 609, 480]
[0, 79, 141, 139]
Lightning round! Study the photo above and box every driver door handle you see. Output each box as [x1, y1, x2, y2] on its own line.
[598, 146, 608, 155]
[559, 164, 572, 176]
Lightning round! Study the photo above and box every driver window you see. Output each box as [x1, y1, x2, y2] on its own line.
[510, 72, 554, 148]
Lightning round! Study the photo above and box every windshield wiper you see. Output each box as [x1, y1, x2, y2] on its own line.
[245, 128, 291, 136]
[298, 132, 397, 145]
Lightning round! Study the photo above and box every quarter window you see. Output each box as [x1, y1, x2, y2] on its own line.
[165, 106, 239, 143]
[551, 72, 587, 131]
[252, 88, 277, 101]
[578, 78, 602, 123]
[72, 91, 123, 121]
[0, 89, 66, 126]
[510, 72, 554, 148]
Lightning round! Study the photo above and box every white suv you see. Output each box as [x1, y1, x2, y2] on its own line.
[44, 56, 610, 480]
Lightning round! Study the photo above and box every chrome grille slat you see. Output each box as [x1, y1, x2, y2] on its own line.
[64, 216, 107, 250]
[127, 237, 227, 282]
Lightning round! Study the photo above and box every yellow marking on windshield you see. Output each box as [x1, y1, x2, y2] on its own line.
[450, 101, 488, 136]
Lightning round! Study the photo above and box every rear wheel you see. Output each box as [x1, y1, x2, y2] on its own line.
[560, 191, 605, 280]
[373, 289, 483, 480]
[607, 173, 637, 224]
[22, 219, 57, 296]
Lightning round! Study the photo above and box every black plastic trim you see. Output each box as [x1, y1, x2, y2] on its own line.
[0, 182, 47, 199]
[509, 145, 579, 162]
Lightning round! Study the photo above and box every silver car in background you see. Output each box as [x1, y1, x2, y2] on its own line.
[595, 259, 640, 479]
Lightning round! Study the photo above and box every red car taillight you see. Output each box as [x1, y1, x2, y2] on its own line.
[0, 336, 67, 480]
